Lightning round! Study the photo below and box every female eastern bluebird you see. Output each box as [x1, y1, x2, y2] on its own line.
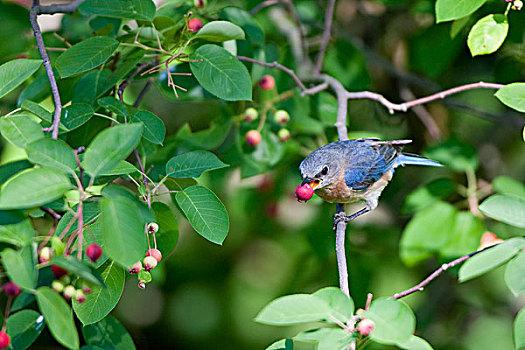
[299, 138, 442, 224]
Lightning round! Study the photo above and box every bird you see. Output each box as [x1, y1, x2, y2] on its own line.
[298, 138, 442, 225]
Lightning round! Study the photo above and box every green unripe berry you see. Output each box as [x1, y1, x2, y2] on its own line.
[274, 110, 290, 125]
[243, 107, 259, 122]
[278, 128, 291, 142]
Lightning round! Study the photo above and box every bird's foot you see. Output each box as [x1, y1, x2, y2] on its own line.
[333, 212, 347, 230]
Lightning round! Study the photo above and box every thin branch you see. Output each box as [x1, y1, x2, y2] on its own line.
[392, 243, 499, 299]
[30, 0, 62, 139]
[301, 82, 329, 96]
[250, 0, 280, 14]
[35, 0, 84, 14]
[237, 56, 307, 91]
[335, 203, 350, 297]
[117, 60, 156, 107]
[133, 78, 154, 108]
[399, 85, 441, 140]
[323, 75, 349, 141]
[314, 0, 336, 75]
[281, 0, 308, 63]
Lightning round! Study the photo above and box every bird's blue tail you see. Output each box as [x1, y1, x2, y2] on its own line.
[396, 153, 443, 167]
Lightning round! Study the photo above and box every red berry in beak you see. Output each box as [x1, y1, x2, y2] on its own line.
[295, 183, 314, 201]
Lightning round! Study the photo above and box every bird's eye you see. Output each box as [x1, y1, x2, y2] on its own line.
[321, 166, 329, 175]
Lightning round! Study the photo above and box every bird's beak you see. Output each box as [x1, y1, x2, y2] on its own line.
[301, 178, 321, 189]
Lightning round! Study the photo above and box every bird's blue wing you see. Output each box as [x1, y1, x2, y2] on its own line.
[344, 143, 398, 191]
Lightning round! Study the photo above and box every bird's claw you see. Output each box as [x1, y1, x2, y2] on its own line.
[333, 212, 347, 230]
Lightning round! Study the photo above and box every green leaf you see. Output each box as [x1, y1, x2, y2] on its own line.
[515, 307, 525, 350]
[295, 328, 354, 350]
[439, 211, 485, 259]
[255, 294, 332, 325]
[194, 21, 245, 42]
[0, 167, 72, 210]
[0, 114, 44, 148]
[61, 103, 95, 131]
[166, 151, 228, 178]
[99, 160, 139, 176]
[26, 138, 77, 174]
[505, 251, 525, 296]
[6, 310, 45, 350]
[401, 178, 456, 214]
[495, 83, 525, 113]
[400, 202, 457, 266]
[21, 99, 53, 122]
[151, 202, 179, 255]
[424, 136, 478, 172]
[56, 201, 100, 238]
[459, 237, 525, 282]
[175, 185, 229, 245]
[55, 36, 119, 78]
[312, 287, 354, 323]
[398, 335, 434, 350]
[492, 176, 525, 198]
[0, 210, 25, 226]
[73, 261, 125, 325]
[51, 255, 105, 287]
[365, 298, 415, 345]
[0, 220, 34, 247]
[82, 315, 136, 350]
[100, 196, 147, 267]
[130, 110, 165, 145]
[467, 14, 508, 57]
[0, 159, 32, 185]
[266, 339, 292, 350]
[435, 0, 487, 23]
[479, 194, 525, 228]
[2, 247, 36, 290]
[190, 44, 252, 101]
[79, 0, 156, 21]
[83, 124, 143, 178]
[36, 287, 79, 350]
[97, 96, 128, 117]
[0, 59, 42, 99]
[221, 7, 265, 46]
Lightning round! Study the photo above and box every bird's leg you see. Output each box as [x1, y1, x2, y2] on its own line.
[333, 207, 371, 230]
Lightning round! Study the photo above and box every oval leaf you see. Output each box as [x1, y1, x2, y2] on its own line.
[83, 124, 143, 178]
[365, 298, 416, 345]
[166, 150, 229, 178]
[51, 255, 106, 287]
[495, 83, 525, 113]
[459, 237, 525, 282]
[0, 59, 42, 99]
[504, 251, 525, 296]
[36, 287, 79, 350]
[515, 307, 525, 350]
[312, 287, 354, 323]
[467, 14, 508, 57]
[0, 167, 72, 210]
[130, 110, 165, 145]
[97, 96, 128, 117]
[82, 315, 136, 350]
[26, 138, 77, 174]
[194, 21, 245, 42]
[479, 194, 525, 228]
[151, 202, 179, 255]
[55, 36, 119, 78]
[21, 99, 53, 122]
[175, 185, 229, 245]
[6, 310, 45, 350]
[0, 114, 44, 148]
[2, 247, 37, 290]
[73, 261, 125, 325]
[61, 103, 95, 131]
[435, 0, 487, 23]
[255, 294, 332, 325]
[79, 0, 155, 21]
[190, 44, 252, 101]
[100, 196, 147, 267]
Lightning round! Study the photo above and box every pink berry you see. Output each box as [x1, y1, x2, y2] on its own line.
[86, 243, 103, 263]
[129, 261, 143, 274]
[194, 0, 206, 6]
[357, 319, 375, 336]
[39, 247, 52, 263]
[147, 222, 159, 234]
[75, 290, 86, 303]
[259, 75, 275, 90]
[0, 331, 10, 349]
[295, 184, 314, 201]
[146, 248, 163, 263]
[246, 130, 262, 147]
[143, 256, 158, 271]
[188, 18, 203, 32]
[51, 264, 68, 279]
[3, 281, 21, 297]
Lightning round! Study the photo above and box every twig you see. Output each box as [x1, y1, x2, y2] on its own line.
[280, 0, 308, 63]
[399, 85, 441, 140]
[133, 78, 154, 108]
[335, 203, 350, 297]
[237, 56, 307, 91]
[314, 0, 336, 75]
[30, 0, 62, 139]
[38, 208, 60, 251]
[323, 75, 349, 141]
[2, 296, 13, 332]
[392, 243, 499, 299]
[117, 61, 156, 107]
[251, 0, 280, 14]
[35, 0, 84, 14]
[134, 149, 151, 209]
[301, 82, 329, 96]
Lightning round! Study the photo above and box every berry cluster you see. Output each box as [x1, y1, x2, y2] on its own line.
[506, 0, 523, 10]
[129, 223, 163, 289]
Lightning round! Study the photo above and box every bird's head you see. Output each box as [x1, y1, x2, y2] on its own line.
[299, 147, 342, 190]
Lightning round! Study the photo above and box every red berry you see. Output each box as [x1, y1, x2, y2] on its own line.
[0, 331, 10, 349]
[295, 183, 314, 201]
[3, 281, 21, 297]
[86, 243, 103, 263]
[146, 248, 162, 263]
[143, 256, 158, 271]
[357, 319, 375, 336]
[194, 0, 206, 6]
[75, 289, 86, 303]
[51, 264, 68, 279]
[188, 18, 203, 32]
[259, 75, 275, 90]
[129, 261, 143, 274]
[246, 130, 262, 147]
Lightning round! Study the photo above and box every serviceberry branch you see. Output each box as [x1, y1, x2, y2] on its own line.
[335, 203, 350, 297]
[314, 0, 336, 75]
